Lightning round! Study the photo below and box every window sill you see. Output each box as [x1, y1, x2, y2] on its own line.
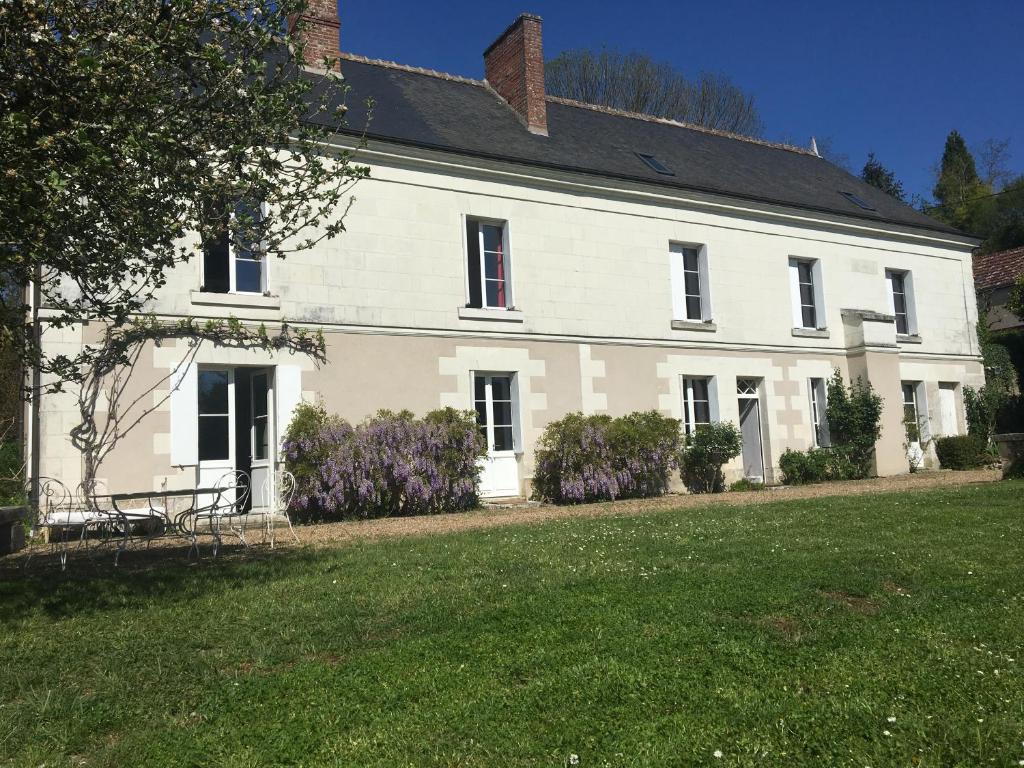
[190, 290, 281, 310]
[671, 319, 717, 332]
[458, 306, 525, 323]
[896, 334, 923, 344]
[792, 327, 830, 339]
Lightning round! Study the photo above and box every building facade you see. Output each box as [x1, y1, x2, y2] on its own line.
[29, 9, 985, 501]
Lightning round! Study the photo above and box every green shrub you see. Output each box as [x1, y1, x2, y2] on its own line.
[934, 435, 989, 470]
[679, 421, 742, 494]
[825, 370, 883, 479]
[0, 440, 24, 506]
[728, 478, 763, 492]
[779, 447, 857, 485]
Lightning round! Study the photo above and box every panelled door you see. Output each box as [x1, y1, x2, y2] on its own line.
[474, 373, 520, 498]
[938, 383, 958, 437]
[737, 378, 765, 482]
[249, 370, 272, 510]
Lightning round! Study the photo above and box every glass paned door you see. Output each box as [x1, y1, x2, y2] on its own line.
[473, 373, 519, 497]
[197, 368, 235, 505]
[249, 370, 272, 509]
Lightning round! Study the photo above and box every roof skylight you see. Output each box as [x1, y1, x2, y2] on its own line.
[636, 152, 674, 176]
[840, 191, 876, 211]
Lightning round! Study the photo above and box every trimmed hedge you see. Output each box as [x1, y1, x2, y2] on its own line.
[778, 447, 857, 485]
[532, 411, 683, 504]
[934, 435, 989, 470]
[283, 404, 486, 521]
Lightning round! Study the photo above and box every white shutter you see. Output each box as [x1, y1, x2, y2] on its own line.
[169, 362, 198, 466]
[916, 381, 932, 442]
[788, 259, 803, 328]
[885, 271, 897, 315]
[669, 244, 686, 320]
[275, 365, 303, 449]
[904, 271, 918, 335]
[697, 247, 713, 321]
[707, 376, 721, 422]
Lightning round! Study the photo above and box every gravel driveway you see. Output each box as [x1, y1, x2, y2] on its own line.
[296, 469, 1002, 547]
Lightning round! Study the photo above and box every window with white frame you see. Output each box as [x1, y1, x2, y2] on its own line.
[902, 381, 923, 441]
[681, 376, 714, 435]
[197, 369, 231, 461]
[809, 377, 831, 447]
[669, 243, 711, 322]
[886, 269, 917, 336]
[788, 257, 824, 329]
[474, 373, 516, 452]
[203, 199, 267, 294]
[465, 218, 512, 310]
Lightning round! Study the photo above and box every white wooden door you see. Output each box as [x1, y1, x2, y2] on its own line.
[197, 368, 235, 508]
[737, 378, 765, 481]
[938, 384, 958, 437]
[474, 373, 519, 497]
[249, 370, 272, 510]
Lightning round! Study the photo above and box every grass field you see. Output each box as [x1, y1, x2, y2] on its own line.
[1, 480, 1022, 766]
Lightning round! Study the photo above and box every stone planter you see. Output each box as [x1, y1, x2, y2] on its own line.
[0, 505, 28, 555]
[993, 433, 1024, 475]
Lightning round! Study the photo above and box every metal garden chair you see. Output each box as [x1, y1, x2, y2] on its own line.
[190, 471, 251, 558]
[260, 469, 299, 549]
[26, 477, 105, 571]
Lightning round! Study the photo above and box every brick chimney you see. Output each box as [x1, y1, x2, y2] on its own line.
[484, 14, 547, 136]
[289, 0, 341, 70]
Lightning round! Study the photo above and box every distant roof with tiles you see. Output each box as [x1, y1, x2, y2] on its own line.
[973, 246, 1024, 290]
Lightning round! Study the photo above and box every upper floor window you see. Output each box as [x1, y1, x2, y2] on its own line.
[203, 199, 267, 294]
[669, 243, 712, 322]
[466, 218, 512, 310]
[788, 257, 824, 330]
[886, 269, 917, 336]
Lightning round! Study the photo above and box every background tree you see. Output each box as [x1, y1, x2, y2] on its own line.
[1, 0, 368, 391]
[931, 130, 991, 230]
[860, 152, 906, 201]
[545, 48, 763, 137]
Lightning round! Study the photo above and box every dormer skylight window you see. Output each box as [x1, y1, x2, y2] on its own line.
[840, 191, 876, 211]
[636, 152, 674, 176]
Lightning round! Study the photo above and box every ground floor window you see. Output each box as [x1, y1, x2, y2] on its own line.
[681, 377, 712, 435]
[474, 373, 515, 452]
[809, 377, 830, 447]
[902, 382, 919, 425]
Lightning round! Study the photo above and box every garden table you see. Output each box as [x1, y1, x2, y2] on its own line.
[109, 486, 224, 565]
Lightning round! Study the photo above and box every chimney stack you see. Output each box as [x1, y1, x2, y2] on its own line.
[484, 14, 548, 136]
[289, 0, 342, 70]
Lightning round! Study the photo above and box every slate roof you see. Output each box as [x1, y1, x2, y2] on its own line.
[312, 55, 964, 237]
[973, 246, 1024, 290]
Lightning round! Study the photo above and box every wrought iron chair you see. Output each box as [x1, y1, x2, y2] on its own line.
[191, 471, 251, 558]
[260, 469, 299, 549]
[26, 477, 102, 571]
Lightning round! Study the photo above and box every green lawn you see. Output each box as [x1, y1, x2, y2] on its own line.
[2, 481, 1023, 767]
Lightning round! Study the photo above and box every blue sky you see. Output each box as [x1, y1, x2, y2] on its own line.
[338, 0, 1024, 201]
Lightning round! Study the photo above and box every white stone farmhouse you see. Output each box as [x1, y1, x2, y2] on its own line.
[28, 3, 984, 500]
